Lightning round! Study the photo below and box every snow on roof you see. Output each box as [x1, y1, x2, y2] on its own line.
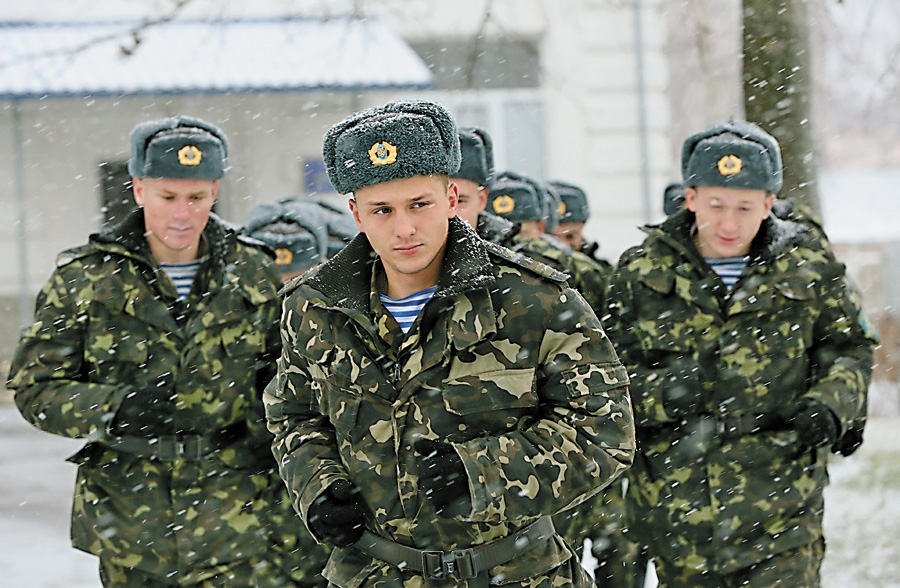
[0, 17, 434, 99]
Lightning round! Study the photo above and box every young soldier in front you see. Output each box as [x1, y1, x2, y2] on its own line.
[264, 100, 634, 587]
[603, 120, 874, 587]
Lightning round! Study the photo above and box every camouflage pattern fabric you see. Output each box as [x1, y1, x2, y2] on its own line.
[478, 212, 633, 585]
[579, 239, 613, 273]
[264, 216, 635, 587]
[603, 209, 874, 582]
[508, 234, 608, 315]
[7, 210, 318, 586]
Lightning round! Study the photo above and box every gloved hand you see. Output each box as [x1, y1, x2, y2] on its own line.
[661, 360, 703, 418]
[831, 426, 864, 457]
[415, 439, 471, 517]
[307, 479, 366, 547]
[111, 374, 176, 437]
[788, 399, 839, 449]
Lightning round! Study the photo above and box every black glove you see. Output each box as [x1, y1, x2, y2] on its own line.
[788, 399, 839, 449]
[111, 374, 176, 437]
[831, 426, 864, 457]
[661, 360, 703, 418]
[307, 479, 366, 547]
[415, 439, 471, 517]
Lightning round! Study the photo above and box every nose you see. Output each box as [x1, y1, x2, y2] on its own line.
[173, 200, 191, 220]
[394, 210, 416, 238]
[720, 209, 739, 233]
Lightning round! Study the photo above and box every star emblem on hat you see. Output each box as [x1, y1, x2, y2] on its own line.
[178, 145, 203, 166]
[368, 141, 397, 166]
[558, 202, 566, 216]
[717, 154, 742, 176]
[493, 195, 515, 214]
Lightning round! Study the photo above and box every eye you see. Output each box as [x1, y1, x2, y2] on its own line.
[373, 207, 392, 215]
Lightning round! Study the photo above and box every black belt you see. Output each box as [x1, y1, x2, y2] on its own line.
[100, 422, 248, 461]
[354, 516, 556, 580]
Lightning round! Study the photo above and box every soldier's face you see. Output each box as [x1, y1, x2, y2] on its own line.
[686, 185, 774, 258]
[452, 177, 487, 228]
[553, 222, 585, 249]
[133, 177, 218, 263]
[350, 175, 458, 299]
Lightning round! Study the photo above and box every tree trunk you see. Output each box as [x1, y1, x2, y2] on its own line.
[742, 0, 821, 217]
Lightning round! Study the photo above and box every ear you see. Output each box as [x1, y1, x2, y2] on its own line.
[477, 187, 488, 213]
[447, 182, 459, 217]
[210, 180, 220, 202]
[762, 192, 776, 218]
[348, 197, 364, 233]
[684, 186, 698, 212]
[132, 177, 145, 206]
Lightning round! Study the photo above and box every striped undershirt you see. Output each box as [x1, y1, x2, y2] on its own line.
[160, 260, 201, 299]
[380, 286, 438, 333]
[706, 255, 749, 289]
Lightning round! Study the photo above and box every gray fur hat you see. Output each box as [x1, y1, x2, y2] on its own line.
[454, 127, 494, 187]
[489, 173, 543, 222]
[323, 99, 461, 195]
[292, 195, 359, 258]
[550, 180, 590, 223]
[681, 119, 783, 194]
[494, 171, 558, 229]
[245, 199, 328, 274]
[128, 115, 228, 180]
[663, 182, 686, 216]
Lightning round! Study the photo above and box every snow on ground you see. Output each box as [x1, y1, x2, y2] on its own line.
[1, 402, 898, 588]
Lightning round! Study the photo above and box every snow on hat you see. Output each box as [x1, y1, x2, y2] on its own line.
[322, 99, 461, 195]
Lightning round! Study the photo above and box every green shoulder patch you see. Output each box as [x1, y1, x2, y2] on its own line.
[483, 240, 569, 283]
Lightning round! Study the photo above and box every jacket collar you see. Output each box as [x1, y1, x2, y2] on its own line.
[304, 215, 496, 314]
[91, 207, 239, 269]
[649, 207, 807, 263]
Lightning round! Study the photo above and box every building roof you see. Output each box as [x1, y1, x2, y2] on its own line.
[0, 17, 434, 99]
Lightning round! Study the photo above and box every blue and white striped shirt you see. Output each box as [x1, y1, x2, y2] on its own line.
[380, 286, 438, 333]
[706, 255, 749, 290]
[160, 260, 201, 299]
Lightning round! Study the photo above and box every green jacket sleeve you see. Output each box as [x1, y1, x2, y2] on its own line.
[8, 269, 128, 438]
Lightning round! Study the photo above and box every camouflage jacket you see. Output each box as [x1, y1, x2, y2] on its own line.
[265, 216, 634, 587]
[8, 210, 286, 584]
[509, 234, 609, 315]
[603, 209, 874, 573]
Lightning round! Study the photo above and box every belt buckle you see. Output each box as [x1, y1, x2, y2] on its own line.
[156, 436, 183, 461]
[422, 549, 476, 580]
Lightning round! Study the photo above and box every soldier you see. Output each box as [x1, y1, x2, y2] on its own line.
[7, 116, 295, 587]
[263, 99, 635, 587]
[490, 171, 608, 315]
[603, 120, 874, 587]
[245, 197, 331, 282]
[550, 180, 613, 272]
[450, 126, 520, 245]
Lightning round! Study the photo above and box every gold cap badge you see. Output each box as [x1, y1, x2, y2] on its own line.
[717, 154, 742, 176]
[178, 145, 203, 166]
[493, 195, 515, 214]
[275, 248, 294, 266]
[368, 141, 397, 166]
[558, 202, 567, 216]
